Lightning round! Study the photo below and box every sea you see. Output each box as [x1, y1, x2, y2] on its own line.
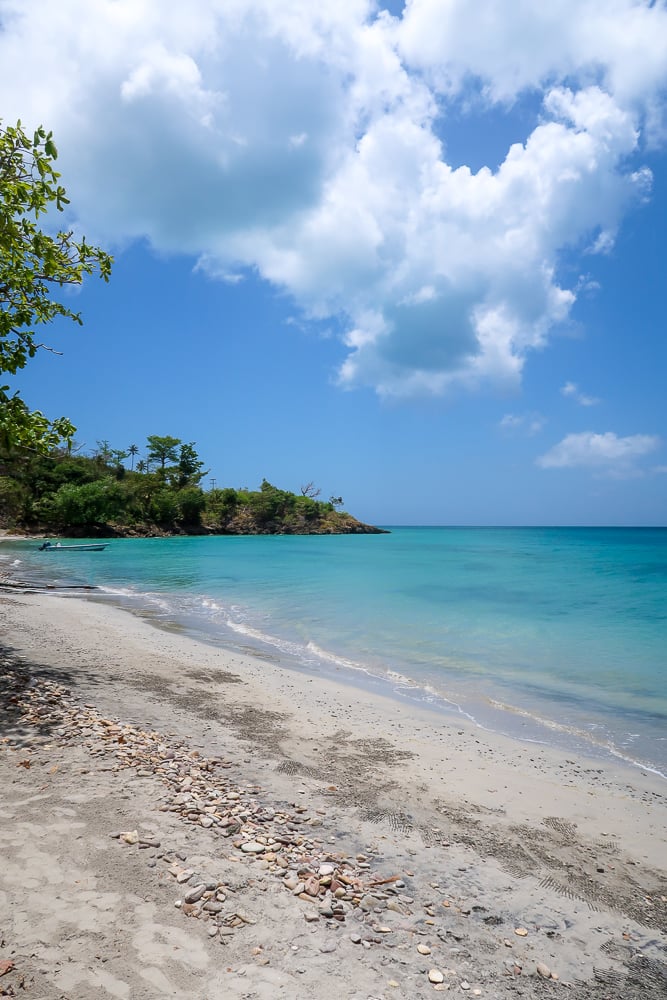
[2, 527, 666, 779]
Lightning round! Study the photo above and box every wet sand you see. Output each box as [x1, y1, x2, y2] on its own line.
[1, 590, 665, 999]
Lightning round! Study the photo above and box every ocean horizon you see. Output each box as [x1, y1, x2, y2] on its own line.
[3, 526, 666, 779]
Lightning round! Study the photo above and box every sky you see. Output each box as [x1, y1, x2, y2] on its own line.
[2, 0, 667, 526]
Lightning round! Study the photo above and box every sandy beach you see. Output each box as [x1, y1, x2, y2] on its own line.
[1, 588, 666, 999]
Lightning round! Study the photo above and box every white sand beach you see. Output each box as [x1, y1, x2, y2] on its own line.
[1, 589, 665, 999]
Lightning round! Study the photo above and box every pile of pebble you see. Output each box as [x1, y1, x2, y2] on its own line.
[4, 662, 561, 992]
[7, 669, 422, 943]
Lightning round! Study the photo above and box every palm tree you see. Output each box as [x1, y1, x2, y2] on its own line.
[128, 444, 139, 471]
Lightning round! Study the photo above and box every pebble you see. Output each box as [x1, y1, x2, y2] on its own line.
[240, 841, 265, 854]
[417, 944, 432, 955]
[305, 877, 320, 897]
[184, 884, 206, 904]
[514, 927, 528, 937]
[536, 962, 551, 978]
[428, 969, 445, 984]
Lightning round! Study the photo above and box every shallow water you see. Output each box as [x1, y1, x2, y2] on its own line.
[4, 527, 666, 777]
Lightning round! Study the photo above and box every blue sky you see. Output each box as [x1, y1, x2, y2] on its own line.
[2, 0, 667, 525]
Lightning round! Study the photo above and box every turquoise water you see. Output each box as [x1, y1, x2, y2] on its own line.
[3, 527, 666, 776]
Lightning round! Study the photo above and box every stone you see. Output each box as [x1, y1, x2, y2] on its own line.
[120, 830, 139, 844]
[536, 963, 551, 979]
[514, 927, 528, 937]
[304, 877, 320, 897]
[184, 884, 207, 904]
[241, 841, 265, 854]
[417, 944, 432, 955]
[428, 970, 445, 984]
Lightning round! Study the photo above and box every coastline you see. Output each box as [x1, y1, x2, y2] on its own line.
[3, 531, 665, 782]
[1, 590, 665, 998]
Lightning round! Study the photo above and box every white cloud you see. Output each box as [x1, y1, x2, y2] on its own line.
[537, 431, 660, 476]
[500, 413, 545, 435]
[561, 381, 600, 406]
[0, 0, 665, 397]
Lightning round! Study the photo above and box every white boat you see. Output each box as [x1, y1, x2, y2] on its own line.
[39, 541, 108, 552]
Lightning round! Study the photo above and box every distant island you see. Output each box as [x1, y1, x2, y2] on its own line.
[0, 435, 387, 537]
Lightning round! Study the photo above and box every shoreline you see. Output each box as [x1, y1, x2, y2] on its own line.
[3, 541, 665, 783]
[1, 589, 666, 998]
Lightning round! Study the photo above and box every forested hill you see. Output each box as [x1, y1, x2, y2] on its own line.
[0, 437, 387, 537]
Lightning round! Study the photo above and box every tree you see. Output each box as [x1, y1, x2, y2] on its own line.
[0, 119, 112, 451]
[300, 481, 321, 498]
[94, 439, 112, 465]
[146, 435, 181, 470]
[128, 443, 139, 470]
[175, 442, 207, 487]
[329, 495, 344, 508]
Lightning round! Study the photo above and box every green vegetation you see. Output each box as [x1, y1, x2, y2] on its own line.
[0, 120, 112, 452]
[0, 436, 385, 536]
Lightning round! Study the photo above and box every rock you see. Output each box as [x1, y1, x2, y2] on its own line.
[428, 970, 445, 984]
[184, 884, 207, 904]
[320, 940, 337, 954]
[120, 830, 139, 844]
[304, 877, 320, 897]
[241, 841, 265, 854]
[417, 944, 432, 955]
[460, 981, 470, 991]
[514, 927, 528, 937]
[536, 963, 551, 978]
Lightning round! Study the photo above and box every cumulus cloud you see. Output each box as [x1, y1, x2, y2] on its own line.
[0, 0, 665, 397]
[537, 431, 660, 476]
[561, 381, 600, 406]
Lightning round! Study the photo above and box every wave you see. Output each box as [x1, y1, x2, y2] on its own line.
[87, 578, 667, 783]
